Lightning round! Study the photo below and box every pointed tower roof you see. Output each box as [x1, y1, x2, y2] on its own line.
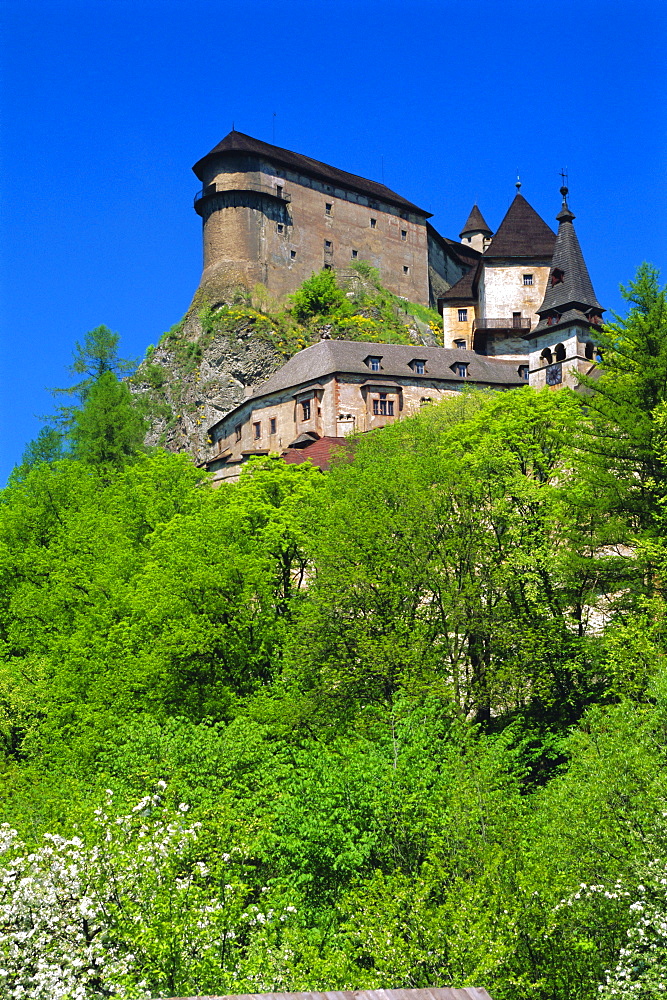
[192, 130, 430, 215]
[484, 193, 556, 258]
[459, 204, 493, 238]
[534, 187, 604, 333]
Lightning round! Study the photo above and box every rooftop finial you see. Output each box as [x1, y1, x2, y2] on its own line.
[559, 167, 569, 204]
[516, 173, 522, 192]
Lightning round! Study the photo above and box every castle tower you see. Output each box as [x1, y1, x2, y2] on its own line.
[190, 130, 468, 308]
[528, 185, 605, 389]
[459, 204, 493, 254]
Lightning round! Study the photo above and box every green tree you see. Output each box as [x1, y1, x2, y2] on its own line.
[290, 269, 350, 322]
[70, 370, 147, 467]
[7, 425, 65, 484]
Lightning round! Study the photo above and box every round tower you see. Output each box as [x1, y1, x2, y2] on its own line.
[459, 204, 493, 253]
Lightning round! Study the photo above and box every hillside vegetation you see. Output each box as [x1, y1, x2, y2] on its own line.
[130, 265, 443, 462]
[2, 265, 667, 999]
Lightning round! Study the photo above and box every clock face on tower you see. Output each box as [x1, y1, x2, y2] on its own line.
[545, 363, 563, 386]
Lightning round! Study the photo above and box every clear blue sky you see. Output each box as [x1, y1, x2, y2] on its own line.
[1, 0, 666, 483]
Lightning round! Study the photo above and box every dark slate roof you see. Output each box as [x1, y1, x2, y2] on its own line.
[460, 204, 493, 237]
[427, 224, 482, 266]
[240, 340, 523, 403]
[440, 261, 481, 301]
[484, 194, 556, 259]
[534, 199, 603, 333]
[164, 989, 495, 1000]
[193, 131, 430, 216]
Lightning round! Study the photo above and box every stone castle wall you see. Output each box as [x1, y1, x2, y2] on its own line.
[196, 152, 433, 305]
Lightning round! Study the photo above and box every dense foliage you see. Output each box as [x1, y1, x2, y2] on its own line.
[2, 266, 667, 999]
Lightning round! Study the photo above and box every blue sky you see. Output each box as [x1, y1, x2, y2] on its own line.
[1, 0, 666, 482]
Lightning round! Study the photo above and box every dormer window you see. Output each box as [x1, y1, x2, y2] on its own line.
[411, 359, 426, 375]
[452, 362, 468, 378]
[366, 356, 382, 372]
[551, 268, 565, 286]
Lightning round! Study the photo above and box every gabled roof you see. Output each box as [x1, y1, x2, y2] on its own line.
[460, 204, 493, 238]
[534, 196, 603, 333]
[484, 193, 556, 259]
[208, 342, 525, 434]
[439, 261, 481, 301]
[192, 130, 430, 216]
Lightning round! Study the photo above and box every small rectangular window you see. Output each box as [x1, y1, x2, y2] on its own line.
[253, 422, 261, 440]
[401, 230, 407, 241]
[370, 218, 377, 228]
[270, 417, 277, 434]
[324, 263, 332, 270]
[352, 249, 358, 259]
[403, 265, 409, 274]
[454, 338, 467, 349]
[413, 360, 425, 374]
[290, 250, 296, 259]
[235, 425, 242, 442]
[325, 202, 332, 216]
[373, 393, 394, 417]
[368, 356, 381, 372]
[518, 365, 529, 380]
[277, 223, 284, 234]
[458, 308, 468, 322]
[523, 273, 533, 285]
[301, 399, 311, 420]
[324, 240, 332, 249]
[456, 363, 468, 378]
[276, 185, 283, 198]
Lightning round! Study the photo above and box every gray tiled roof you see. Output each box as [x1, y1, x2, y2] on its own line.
[248, 340, 524, 400]
[484, 194, 556, 258]
[193, 131, 430, 216]
[534, 201, 603, 332]
[440, 262, 481, 301]
[460, 204, 493, 237]
[164, 990, 495, 1000]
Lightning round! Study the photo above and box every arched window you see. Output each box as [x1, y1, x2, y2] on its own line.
[540, 348, 553, 365]
[585, 341, 594, 360]
[554, 343, 566, 362]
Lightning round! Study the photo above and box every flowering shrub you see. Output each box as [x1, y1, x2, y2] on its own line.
[0, 786, 296, 999]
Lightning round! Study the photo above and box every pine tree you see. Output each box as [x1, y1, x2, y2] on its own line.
[70, 370, 146, 467]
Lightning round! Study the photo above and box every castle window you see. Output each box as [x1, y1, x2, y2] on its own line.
[411, 360, 426, 374]
[352, 249, 358, 259]
[301, 399, 311, 421]
[373, 393, 394, 416]
[276, 185, 283, 198]
[325, 202, 332, 216]
[523, 274, 534, 285]
[324, 240, 332, 249]
[270, 417, 277, 435]
[324, 263, 332, 270]
[540, 348, 553, 365]
[235, 425, 242, 442]
[518, 365, 529, 380]
[401, 230, 407, 241]
[290, 250, 296, 259]
[370, 218, 377, 228]
[454, 339, 467, 349]
[554, 343, 566, 362]
[585, 341, 595, 360]
[403, 265, 409, 274]
[277, 223, 284, 234]
[458, 308, 468, 322]
[454, 362, 468, 378]
[367, 356, 382, 372]
[253, 422, 261, 440]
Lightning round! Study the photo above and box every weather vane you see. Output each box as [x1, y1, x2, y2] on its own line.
[559, 167, 569, 197]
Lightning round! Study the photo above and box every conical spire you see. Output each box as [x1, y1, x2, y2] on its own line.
[534, 186, 603, 333]
[459, 204, 493, 239]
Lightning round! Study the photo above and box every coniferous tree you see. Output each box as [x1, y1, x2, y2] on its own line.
[70, 370, 146, 467]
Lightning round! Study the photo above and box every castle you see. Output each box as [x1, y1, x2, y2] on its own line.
[193, 132, 605, 481]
